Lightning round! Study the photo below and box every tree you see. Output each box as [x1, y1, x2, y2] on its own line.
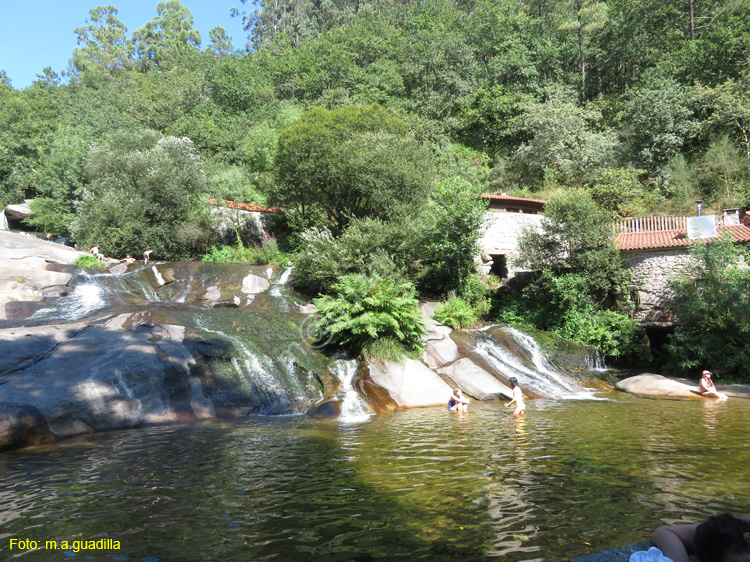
[72, 6, 133, 86]
[516, 188, 628, 295]
[665, 234, 750, 380]
[133, 0, 201, 71]
[273, 104, 435, 231]
[558, 0, 608, 100]
[71, 129, 211, 259]
[208, 26, 235, 57]
[512, 90, 618, 185]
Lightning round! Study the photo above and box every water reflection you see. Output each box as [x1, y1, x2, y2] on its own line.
[0, 397, 749, 561]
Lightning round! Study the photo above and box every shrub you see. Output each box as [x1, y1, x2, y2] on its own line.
[433, 297, 478, 330]
[201, 237, 287, 266]
[313, 274, 426, 362]
[74, 254, 107, 271]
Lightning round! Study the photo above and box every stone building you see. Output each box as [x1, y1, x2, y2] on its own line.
[615, 213, 750, 349]
[477, 193, 546, 280]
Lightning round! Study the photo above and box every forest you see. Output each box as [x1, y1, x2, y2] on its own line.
[2, 0, 750, 375]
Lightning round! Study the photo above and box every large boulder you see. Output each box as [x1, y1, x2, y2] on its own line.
[0, 314, 215, 446]
[0, 230, 82, 320]
[437, 357, 512, 400]
[616, 374, 703, 399]
[366, 358, 454, 408]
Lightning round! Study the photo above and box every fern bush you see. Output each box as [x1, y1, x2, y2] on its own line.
[313, 274, 426, 362]
[433, 296, 478, 330]
[74, 254, 107, 271]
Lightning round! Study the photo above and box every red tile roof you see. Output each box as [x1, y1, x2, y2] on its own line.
[481, 193, 547, 205]
[616, 224, 750, 251]
[209, 199, 279, 213]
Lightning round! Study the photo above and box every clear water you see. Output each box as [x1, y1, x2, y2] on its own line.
[1, 395, 748, 562]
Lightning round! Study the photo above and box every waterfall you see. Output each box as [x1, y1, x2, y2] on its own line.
[269, 266, 294, 309]
[473, 327, 598, 400]
[196, 315, 304, 414]
[330, 357, 371, 422]
[31, 274, 107, 321]
[0, 209, 8, 230]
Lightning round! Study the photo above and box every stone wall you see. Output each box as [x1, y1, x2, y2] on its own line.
[477, 211, 544, 277]
[622, 248, 696, 326]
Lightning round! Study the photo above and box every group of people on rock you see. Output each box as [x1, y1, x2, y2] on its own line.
[87, 246, 154, 266]
[449, 368, 729, 417]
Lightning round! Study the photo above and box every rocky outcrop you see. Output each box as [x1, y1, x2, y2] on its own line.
[0, 230, 82, 320]
[616, 373, 750, 400]
[437, 357, 512, 400]
[366, 358, 454, 407]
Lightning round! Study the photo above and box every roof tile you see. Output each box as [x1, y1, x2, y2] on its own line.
[616, 224, 750, 251]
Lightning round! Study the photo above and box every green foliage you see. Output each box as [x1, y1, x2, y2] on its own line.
[293, 217, 414, 293]
[26, 197, 75, 236]
[74, 254, 107, 271]
[417, 177, 488, 295]
[202, 236, 287, 265]
[496, 272, 641, 358]
[664, 235, 750, 381]
[590, 168, 646, 217]
[313, 274, 427, 362]
[433, 296, 478, 330]
[516, 189, 629, 296]
[273, 104, 435, 231]
[71, 129, 211, 260]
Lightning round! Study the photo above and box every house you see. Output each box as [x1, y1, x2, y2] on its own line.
[477, 193, 546, 280]
[615, 212, 750, 351]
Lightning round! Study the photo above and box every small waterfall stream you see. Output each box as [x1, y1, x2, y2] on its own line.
[330, 357, 372, 422]
[472, 326, 598, 400]
[31, 273, 108, 321]
[0, 209, 8, 230]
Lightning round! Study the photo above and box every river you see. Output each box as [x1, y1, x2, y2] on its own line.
[1, 393, 748, 561]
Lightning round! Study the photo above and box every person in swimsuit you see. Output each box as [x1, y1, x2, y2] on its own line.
[448, 388, 469, 412]
[651, 513, 750, 562]
[505, 377, 525, 416]
[699, 370, 728, 400]
[143, 249, 153, 265]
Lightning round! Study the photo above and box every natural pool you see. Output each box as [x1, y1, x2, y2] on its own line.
[1, 394, 748, 562]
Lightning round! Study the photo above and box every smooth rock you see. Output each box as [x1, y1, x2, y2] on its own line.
[367, 358, 453, 407]
[616, 374, 702, 399]
[241, 273, 270, 294]
[437, 357, 512, 400]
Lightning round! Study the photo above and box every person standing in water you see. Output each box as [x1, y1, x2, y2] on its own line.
[505, 377, 525, 416]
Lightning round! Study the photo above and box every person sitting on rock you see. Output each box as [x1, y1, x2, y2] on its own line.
[89, 245, 105, 262]
[699, 370, 728, 400]
[448, 388, 469, 412]
[649, 513, 750, 562]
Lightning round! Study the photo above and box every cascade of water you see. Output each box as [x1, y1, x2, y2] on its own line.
[31, 273, 108, 321]
[0, 209, 8, 230]
[472, 327, 597, 400]
[330, 357, 371, 422]
[269, 266, 294, 309]
[196, 316, 298, 414]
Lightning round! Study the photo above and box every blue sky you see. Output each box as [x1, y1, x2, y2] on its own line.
[0, 0, 249, 89]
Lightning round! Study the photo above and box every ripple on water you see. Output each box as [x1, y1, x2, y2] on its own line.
[0, 398, 749, 561]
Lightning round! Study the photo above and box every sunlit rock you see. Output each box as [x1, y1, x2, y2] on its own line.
[616, 374, 702, 399]
[366, 358, 453, 407]
[437, 357, 511, 400]
[242, 273, 270, 294]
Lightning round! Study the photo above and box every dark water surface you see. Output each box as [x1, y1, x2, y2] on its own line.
[1, 395, 748, 562]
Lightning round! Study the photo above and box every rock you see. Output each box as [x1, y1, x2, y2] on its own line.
[0, 322, 89, 375]
[308, 399, 342, 418]
[0, 403, 56, 451]
[0, 313, 214, 447]
[0, 230, 81, 320]
[616, 374, 703, 399]
[242, 273, 270, 294]
[437, 357, 512, 400]
[203, 285, 221, 301]
[366, 358, 454, 407]
[423, 335, 460, 369]
[568, 542, 669, 562]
